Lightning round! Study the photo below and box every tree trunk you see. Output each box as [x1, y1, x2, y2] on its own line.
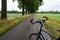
[1, 0, 7, 20]
[22, 0, 25, 16]
[22, 4, 24, 16]
[25, 9, 28, 14]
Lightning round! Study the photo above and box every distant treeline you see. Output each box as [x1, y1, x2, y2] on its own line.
[0, 11, 60, 14]
[0, 11, 22, 13]
[36, 11, 60, 14]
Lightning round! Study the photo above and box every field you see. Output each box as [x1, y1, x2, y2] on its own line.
[36, 14, 60, 39]
[0, 13, 31, 35]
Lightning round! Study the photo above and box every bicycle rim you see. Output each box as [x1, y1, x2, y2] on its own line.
[29, 33, 38, 40]
[29, 33, 42, 40]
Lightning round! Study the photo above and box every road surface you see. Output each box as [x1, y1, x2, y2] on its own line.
[0, 15, 51, 40]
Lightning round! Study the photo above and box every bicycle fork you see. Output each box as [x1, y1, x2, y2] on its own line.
[37, 31, 45, 40]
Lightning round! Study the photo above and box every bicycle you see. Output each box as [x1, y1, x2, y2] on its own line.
[29, 16, 57, 40]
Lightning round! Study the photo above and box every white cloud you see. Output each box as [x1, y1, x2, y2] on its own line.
[0, 0, 1, 10]
[7, 0, 21, 11]
[0, 0, 22, 11]
[0, 0, 60, 11]
[39, 0, 60, 11]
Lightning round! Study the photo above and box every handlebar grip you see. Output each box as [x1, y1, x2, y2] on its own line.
[30, 19, 35, 24]
[30, 19, 41, 24]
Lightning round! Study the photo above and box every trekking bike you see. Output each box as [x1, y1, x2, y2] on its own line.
[29, 16, 57, 40]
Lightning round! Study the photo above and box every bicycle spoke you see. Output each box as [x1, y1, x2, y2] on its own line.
[36, 36, 42, 40]
[40, 33, 45, 40]
[29, 33, 38, 40]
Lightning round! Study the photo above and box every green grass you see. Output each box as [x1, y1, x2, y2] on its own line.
[7, 14, 22, 20]
[36, 14, 60, 39]
[0, 14, 31, 35]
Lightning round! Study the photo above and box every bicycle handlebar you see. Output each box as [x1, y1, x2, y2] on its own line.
[30, 16, 48, 24]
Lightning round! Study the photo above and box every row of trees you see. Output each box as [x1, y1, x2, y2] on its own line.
[17, 0, 43, 15]
[1, 0, 43, 20]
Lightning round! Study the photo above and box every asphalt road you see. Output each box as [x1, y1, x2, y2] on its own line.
[0, 15, 51, 40]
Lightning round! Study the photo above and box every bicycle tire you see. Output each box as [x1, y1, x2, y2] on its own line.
[36, 36, 42, 40]
[29, 33, 42, 40]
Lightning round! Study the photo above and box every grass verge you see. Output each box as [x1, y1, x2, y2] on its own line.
[0, 14, 31, 36]
[36, 14, 60, 40]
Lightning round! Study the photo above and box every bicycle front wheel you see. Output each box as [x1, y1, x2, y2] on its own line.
[29, 33, 42, 40]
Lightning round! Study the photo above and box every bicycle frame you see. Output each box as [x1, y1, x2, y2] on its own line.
[30, 19, 46, 40]
[37, 23, 45, 40]
[29, 18, 57, 40]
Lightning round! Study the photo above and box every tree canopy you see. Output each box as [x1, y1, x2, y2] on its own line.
[17, 0, 43, 14]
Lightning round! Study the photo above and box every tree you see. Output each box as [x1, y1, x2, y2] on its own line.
[17, 0, 38, 14]
[13, 0, 25, 16]
[21, 0, 25, 15]
[18, 0, 25, 15]
[14, 0, 43, 14]
[25, 0, 43, 13]
[1, 0, 7, 20]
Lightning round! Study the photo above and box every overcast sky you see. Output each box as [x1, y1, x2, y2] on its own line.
[0, 0, 60, 11]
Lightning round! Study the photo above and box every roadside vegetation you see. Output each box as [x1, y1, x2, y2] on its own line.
[0, 14, 31, 36]
[36, 13, 60, 39]
[0, 0, 43, 36]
